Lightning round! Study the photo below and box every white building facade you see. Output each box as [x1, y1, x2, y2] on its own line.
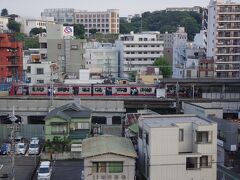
[84, 42, 119, 78]
[116, 32, 164, 78]
[172, 27, 188, 78]
[0, 16, 9, 33]
[207, 0, 240, 78]
[138, 114, 217, 180]
[23, 17, 55, 35]
[41, 8, 75, 24]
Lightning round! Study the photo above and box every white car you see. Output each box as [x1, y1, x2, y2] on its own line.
[29, 143, 39, 155]
[37, 161, 52, 180]
[16, 143, 27, 155]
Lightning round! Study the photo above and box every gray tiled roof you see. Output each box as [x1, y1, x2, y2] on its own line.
[45, 102, 92, 121]
[82, 135, 137, 158]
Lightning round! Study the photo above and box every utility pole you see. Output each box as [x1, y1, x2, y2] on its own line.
[9, 106, 17, 180]
[176, 82, 180, 114]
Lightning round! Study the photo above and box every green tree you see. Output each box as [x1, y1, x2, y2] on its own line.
[180, 17, 201, 41]
[29, 27, 46, 36]
[153, 56, 172, 78]
[64, 24, 85, 39]
[89, 28, 98, 35]
[1, 8, 8, 16]
[73, 24, 85, 39]
[7, 19, 21, 33]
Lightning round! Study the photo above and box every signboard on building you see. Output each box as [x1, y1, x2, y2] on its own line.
[63, 26, 74, 37]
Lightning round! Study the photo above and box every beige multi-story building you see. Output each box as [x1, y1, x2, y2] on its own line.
[138, 114, 217, 180]
[74, 9, 119, 35]
[207, 0, 240, 78]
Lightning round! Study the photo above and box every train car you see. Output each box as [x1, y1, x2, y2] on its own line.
[9, 83, 158, 97]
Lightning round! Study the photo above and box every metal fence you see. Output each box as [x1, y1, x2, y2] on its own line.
[217, 165, 240, 180]
[0, 124, 45, 142]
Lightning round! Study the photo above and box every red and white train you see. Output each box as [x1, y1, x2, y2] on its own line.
[9, 83, 158, 97]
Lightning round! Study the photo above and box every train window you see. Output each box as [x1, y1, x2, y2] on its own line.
[32, 87, 44, 92]
[95, 88, 103, 92]
[116, 88, 127, 92]
[57, 87, 69, 92]
[140, 88, 152, 93]
[82, 87, 90, 92]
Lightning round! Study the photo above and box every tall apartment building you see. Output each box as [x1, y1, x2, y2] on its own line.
[0, 33, 23, 82]
[84, 42, 119, 78]
[138, 114, 217, 180]
[163, 32, 174, 66]
[39, 24, 86, 78]
[116, 31, 164, 78]
[74, 9, 119, 35]
[207, 0, 240, 78]
[172, 27, 188, 78]
[41, 8, 75, 24]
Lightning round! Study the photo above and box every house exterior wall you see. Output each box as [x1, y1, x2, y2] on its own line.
[0, 16, 9, 33]
[45, 117, 91, 141]
[138, 116, 217, 180]
[183, 102, 223, 119]
[84, 153, 135, 180]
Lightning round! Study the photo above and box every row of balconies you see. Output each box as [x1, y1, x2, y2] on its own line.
[218, 18, 240, 21]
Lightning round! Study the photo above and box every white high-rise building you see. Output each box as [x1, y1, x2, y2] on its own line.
[41, 8, 75, 24]
[84, 42, 119, 78]
[138, 114, 217, 180]
[172, 27, 188, 78]
[207, 0, 240, 78]
[116, 31, 164, 78]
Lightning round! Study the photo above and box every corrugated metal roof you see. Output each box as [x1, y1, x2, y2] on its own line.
[82, 135, 137, 158]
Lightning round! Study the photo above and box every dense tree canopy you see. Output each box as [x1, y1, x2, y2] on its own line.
[153, 56, 172, 78]
[29, 27, 46, 36]
[7, 19, 21, 33]
[1, 8, 8, 16]
[120, 11, 202, 41]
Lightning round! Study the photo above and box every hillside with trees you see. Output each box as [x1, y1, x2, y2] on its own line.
[120, 10, 202, 41]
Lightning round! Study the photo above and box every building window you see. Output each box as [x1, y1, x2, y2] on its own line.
[76, 123, 89, 129]
[108, 162, 123, 173]
[51, 125, 67, 135]
[179, 129, 184, 142]
[92, 162, 107, 173]
[200, 156, 211, 168]
[36, 80, 44, 84]
[196, 131, 211, 144]
[36, 68, 44, 75]
[145, 133, 149, 145]
[139, 127, 143, 139]
[71, 45, 78, 50]
[27, 66, 31, 73]
[186, 157, 198, 170]
[57, 44, 62, 49]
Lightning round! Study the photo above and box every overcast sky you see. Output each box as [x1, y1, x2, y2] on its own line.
[1, 0, 208, 18]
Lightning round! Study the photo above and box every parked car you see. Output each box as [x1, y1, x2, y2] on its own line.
[14, 136, 24, 143]
[16, 143, 27, 155]
[81, 170, 84, 180]
[37, 161, 52, 180]
[30, 138, 40, 145]
[0, 143, 11, 155]
[29, 143, 39, 155]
